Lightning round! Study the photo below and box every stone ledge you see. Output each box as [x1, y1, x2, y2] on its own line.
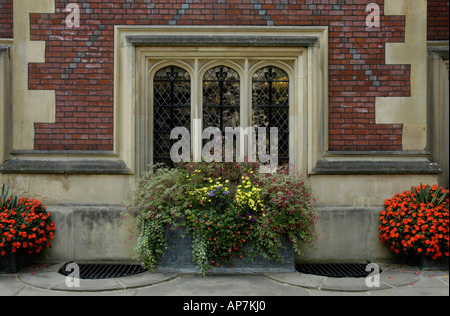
[311, 160, 443, 175]
[0, 158, 132, 175]
[126, 35, 318, 47]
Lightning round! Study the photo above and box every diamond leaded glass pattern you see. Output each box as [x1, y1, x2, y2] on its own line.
[203, 66, 240, 133]
[252, 66, 289, 165]
[153, 66, 191, 166]
[202, 66, 240, 158]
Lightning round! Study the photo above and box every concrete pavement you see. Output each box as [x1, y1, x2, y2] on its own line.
[1, 262, 448, 297]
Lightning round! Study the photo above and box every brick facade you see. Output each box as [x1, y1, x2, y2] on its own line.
[1, 0, 449, 151]
[0, 0, 12, 39]
[428, 0, 450, 41]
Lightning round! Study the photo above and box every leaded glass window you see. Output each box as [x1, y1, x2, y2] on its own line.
[203, 65, 240, 132]
[252, 66, 289, 165]
[153, 66, 191, 166]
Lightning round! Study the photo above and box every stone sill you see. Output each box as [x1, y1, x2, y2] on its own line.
[0, 159, 132, 175]
[311, 160, 443, 175]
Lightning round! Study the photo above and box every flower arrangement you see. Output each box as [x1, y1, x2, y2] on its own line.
[1, 185, 55, 257]
[379, 184, 449, 260]
[254, 169, 318, 255]
[185, 173, 263, 273]
[123, 162, 318, 275]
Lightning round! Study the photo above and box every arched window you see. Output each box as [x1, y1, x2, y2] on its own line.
[153, 66, 191, 166]
[252, 66, 290, 165]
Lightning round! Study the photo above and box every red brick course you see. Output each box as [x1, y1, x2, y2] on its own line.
[428, 0, 449, 41]
[0, 0, 12, 39]
[1, 0, 449, 151]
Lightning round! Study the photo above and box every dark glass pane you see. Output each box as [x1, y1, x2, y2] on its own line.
[202, 66, 240, 159]
[153, 66, 191, 166]
[203, 65, 240, 133]
[252, 66, 289, 165]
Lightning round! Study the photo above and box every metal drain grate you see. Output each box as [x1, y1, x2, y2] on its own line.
[295, 263, 381, 278]
[59, 263, 147, 280]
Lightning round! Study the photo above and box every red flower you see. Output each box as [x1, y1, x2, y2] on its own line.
[379, 184, 449, 260]
[0, 196, 55, 256]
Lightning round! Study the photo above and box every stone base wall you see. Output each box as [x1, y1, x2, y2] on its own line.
[32, 204, 397, 268]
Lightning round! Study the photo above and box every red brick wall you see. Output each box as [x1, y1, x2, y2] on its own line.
[0, 0, 12, 39]
[428, 0, 450, 41]
[1, 0, 445, 151]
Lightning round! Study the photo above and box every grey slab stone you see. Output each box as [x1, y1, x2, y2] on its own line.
[265, 272, 326, 289]
[116, 271, 178, 289]
[371, 285, 449, 296]
[321, 276, 381, 292]
[135, 275, 310, 296]
[19, 270, 68, 290]
[308, 289, 371, 296]
[18, 262, 177, 292]
[408, 274, 449, 289]
[380, 270, 422, 288]
[0, 276, 25, 296]
[50, 277, 125, 292]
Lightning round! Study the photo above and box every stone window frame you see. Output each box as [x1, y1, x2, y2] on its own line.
[0, 43, 12, 164]
[147, 58, 294, 170]
[114, 26, 329, 177]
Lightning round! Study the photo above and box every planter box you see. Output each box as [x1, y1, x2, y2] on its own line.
[408, 255, 449, 270]
[0, 250, 31, 273]
[156, 227, 295, 274]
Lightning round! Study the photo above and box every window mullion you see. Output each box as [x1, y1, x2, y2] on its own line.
[242, 58, 250, 159]
[192, 58, 202, 163]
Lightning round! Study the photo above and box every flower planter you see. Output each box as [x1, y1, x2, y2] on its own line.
[123, 164, 317, 274]
[406, 255, 449, 270]
[156, 226, 296, 274]
[0, 250, 31, 274]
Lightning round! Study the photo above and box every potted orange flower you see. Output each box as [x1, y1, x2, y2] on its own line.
[0, 185, 55, 273]
[379, 184, 449, 268]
